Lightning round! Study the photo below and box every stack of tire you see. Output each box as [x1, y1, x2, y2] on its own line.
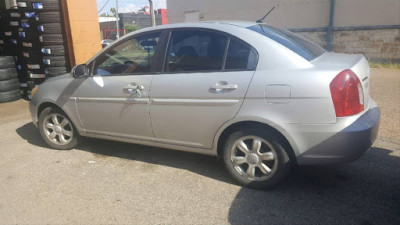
[0, 6, 23, 102]
[0, 56, 21, 103]
[0, 0, 69, 100]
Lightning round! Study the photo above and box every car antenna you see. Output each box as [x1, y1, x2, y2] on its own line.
[256, 6, 276, 23]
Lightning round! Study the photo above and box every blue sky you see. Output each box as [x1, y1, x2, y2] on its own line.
[97, 0, 167, 14]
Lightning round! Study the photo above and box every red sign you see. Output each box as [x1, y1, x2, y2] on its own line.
[144, 6, 150, 14]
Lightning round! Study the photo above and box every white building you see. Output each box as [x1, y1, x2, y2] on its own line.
[166, 0, 400, 62]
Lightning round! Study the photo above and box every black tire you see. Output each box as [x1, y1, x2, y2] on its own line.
[0, 79, 20, 92]
[223, 128, 293, 189]
[9, 11, 22, 19]
[23, 51, 44, 64]
[45, 66, 68, 76]
[0, 68, 18, 81]
[39, 34, 64, 44]
[38, 23, 62, 34]
[28, 70, 46, 79]
[18, 28, 40, 40]
[43, 56, 66, 66]
[38, 107, 80, 150]
[0, 89, 21, 103]
[22, 41, 41, 49]
[9, 20, 20, 28]
[20, 80, 36, 89]
[37, 11, 61, 23]
[17, 0, 60, 11]
[41, 45, 65, 56]
[1, 44, 21, 56]
[16, 1, 32, 10]
[0, 56, 15, 69]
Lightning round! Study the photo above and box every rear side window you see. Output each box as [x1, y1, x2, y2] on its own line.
[165, 30, 228, 72]
[247, 24, 325, 61]
[225, 38, 255, 70]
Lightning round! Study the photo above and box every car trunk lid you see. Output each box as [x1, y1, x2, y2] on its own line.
[312, 52, 371, 110]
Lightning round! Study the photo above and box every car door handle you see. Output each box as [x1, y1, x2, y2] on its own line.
[123, 85, 144, 91]
[210, 84, 238, 91]
[123, 84, 144, 94]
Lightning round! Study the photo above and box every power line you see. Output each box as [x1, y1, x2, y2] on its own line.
[98, 0, 111, 13]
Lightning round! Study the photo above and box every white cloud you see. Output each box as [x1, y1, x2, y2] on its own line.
[154, 0, 167, 9]
[120, 3, 141, 13]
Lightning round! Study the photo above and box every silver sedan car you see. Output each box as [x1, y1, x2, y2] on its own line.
[29, 21, 380, 189]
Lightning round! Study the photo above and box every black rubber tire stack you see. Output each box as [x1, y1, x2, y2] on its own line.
[34, 2, 70, 81]
[0, 56, 21, 103]
[0, 0, 70, 100]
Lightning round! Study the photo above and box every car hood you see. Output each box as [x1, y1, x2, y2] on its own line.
[42, 73, 73, 84]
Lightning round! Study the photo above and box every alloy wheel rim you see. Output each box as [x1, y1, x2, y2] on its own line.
[43, 113, 73, 145]
[230, 136, 278, 181]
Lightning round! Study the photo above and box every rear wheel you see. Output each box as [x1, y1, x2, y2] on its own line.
[223, 128, 292, 189]
[38, 107, 80, 150]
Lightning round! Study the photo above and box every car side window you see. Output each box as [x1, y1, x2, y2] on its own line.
[165, 30, 228, 72]
[225, 38, 254, 70]
[93, 32, 160, 75]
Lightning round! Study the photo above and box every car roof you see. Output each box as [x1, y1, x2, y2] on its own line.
[136, 20, 259, 33]
[203, 20, 259, 27]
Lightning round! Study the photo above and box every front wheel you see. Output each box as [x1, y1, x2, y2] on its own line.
[38, 107, 80, 150]
[223, 128, 292, 189]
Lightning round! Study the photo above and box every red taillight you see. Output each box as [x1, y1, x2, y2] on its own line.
[330, 69, 364, 117]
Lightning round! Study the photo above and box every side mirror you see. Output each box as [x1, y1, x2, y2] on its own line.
[72, 64, 90, 78]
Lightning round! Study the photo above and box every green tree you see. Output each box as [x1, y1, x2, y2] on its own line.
[99, 12, 111, 17]
[110, 8, 117, 17]
[124, 23, 140, 33]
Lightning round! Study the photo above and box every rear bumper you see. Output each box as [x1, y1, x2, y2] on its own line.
[296, 106, 380, 165]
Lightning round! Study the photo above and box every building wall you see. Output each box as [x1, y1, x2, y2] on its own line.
[63, 0, 102, 65]
[167, 0, 400, 28]
[119, 13, 163, 30]
[166, 0, 400, 62]
[297, 29, 400, 63]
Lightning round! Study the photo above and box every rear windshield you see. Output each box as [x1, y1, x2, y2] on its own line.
[247, 24, 325, 61]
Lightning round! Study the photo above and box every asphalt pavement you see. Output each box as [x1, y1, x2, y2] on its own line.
[0, 68, 399, 225]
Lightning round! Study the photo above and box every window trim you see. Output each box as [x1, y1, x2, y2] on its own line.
[90, 30, 165, 77]
[161, 28, 259, 75]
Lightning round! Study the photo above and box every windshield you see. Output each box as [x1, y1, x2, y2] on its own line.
[247, 24, 326, 61]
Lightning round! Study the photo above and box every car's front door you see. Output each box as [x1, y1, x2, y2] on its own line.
[75, 32, 162, 140]
[150, 29, 258, 149]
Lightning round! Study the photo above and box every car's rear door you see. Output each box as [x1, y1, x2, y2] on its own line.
[75, 31, 165, 140]
[149, 29, 258, 149]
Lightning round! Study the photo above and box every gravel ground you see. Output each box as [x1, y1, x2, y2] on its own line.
[0, 68, 399, 225]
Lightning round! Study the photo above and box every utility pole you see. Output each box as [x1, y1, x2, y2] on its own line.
[115, 0, 120, 39]
[149, 0, 156, 26]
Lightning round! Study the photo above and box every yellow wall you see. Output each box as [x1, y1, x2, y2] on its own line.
[62, 0, 102, 65]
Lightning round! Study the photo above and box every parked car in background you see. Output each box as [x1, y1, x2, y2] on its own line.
[29, 21, 380, 189]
